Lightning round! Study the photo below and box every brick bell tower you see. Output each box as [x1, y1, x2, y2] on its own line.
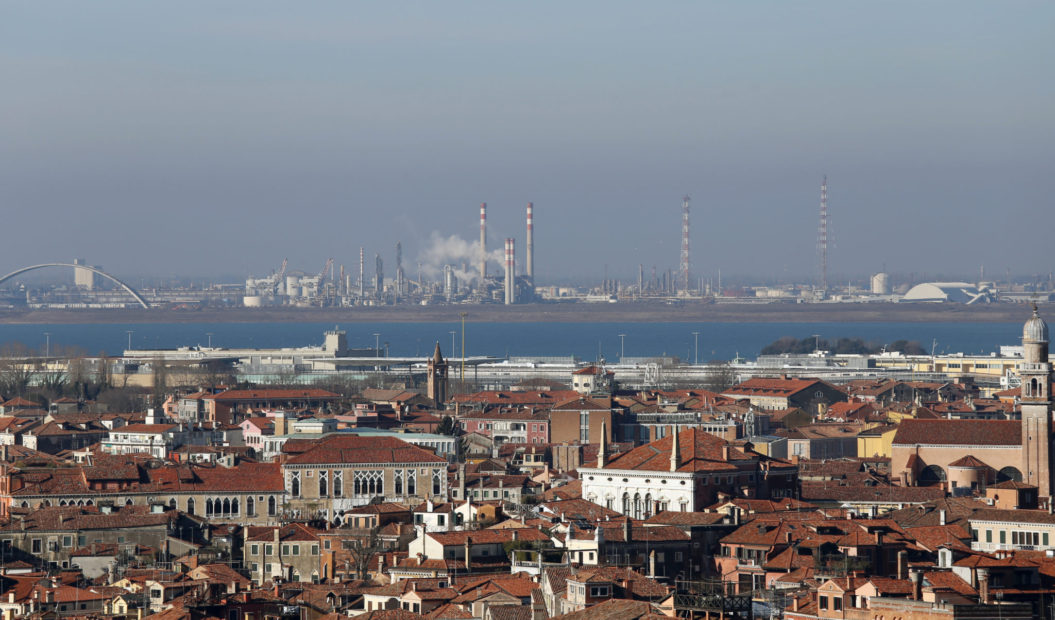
[1020, 304, 1052, 497]
[427, 342, 449, 409]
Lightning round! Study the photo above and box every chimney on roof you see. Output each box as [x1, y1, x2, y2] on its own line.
[978, 568, 990, 604]
[597, 420, 607, 468]
[458, 463, 466, 501]
[464, 536, 472, 572]
[623, 517, 631, 542]
[897, 550, 908, 581]
[670, 425, 680, 472]
[939, 509, 947, 526]
[648, 549, 656, 578]
[910, 570, 922, 601]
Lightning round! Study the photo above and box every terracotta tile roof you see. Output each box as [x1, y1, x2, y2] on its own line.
[862, 576, 914, 596]
[885, 497, 990, 528]
[459, 409, 549, 421]
[451, 390, 579, 407]
[246, 522, 322, 543]
[905, 525, 973, 552]
[112, 423, 178, 433]
[602, 427, 745, 473]
[705, 498, 818, 514]
[284, 434, 446, 465]
[644, 511, 726, 526]
[428, 528, 549, 546]
[356, 611, 427, 620]
[204, 388, 340, 401]
[147, 461, 284, 493]
[892, 419, 1021, 446]
[3, 396, 41, 407]
[799, 482, 944, 504]
[947, 455, 989, 468]
[922, 570, 976, 597]
[723, 378, 831, 398]
[571, 521, 689, 543]
[551, 599, 656, 620]
[538, 498, 622, 522]
[426, 603, 475, 619]
[0, 505, 175, 532]
[551, 396, 614, 411]
[988, 480, 1036, 490]
[969, 508, 1055, 525]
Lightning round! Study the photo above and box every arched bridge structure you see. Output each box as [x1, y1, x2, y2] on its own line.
[0, 263, 151, 309]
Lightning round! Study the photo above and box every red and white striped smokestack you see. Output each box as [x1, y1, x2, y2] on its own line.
[504, 238, 515, 305]
[479, 203, 487, 282]
[526, 202, 534, 282]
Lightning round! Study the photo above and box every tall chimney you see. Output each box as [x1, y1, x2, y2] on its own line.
[977, 568, 990, 604]
[910, 570, 922, 600]
[359, 247, 365, 298]
[526, 202, 534, 282]
[670, 425, 680, 472]
[597, 420, 607, 467]
[504, 238, 516, 305]
[479, 203, 487, 282]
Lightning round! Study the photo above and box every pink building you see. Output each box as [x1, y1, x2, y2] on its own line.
[458, 409, 549, 444]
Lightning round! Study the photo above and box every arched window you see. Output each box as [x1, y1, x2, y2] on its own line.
[223, 498, 231, 515]
[633, 493, 642, 519]
[268, 495, 277, 516]
[333, 471, 343, 497]
[622, 493, 630, 514]
[169, 498, 176, 509]
[291, 471, 301, 497]
[432, 470, 442, 496]
[394, 470, 403, 495]
[247, 496, 255, 517]
[232, 498, 240, 515]
[919, 465, 946, 485]
[644, 493, 653, 519]
[187, 497, 195, 515]
[998, 467, 1024, 483]
[319, 471, 328, 497]
[407, 470, 416, 495]
[206, 498, 213, 515]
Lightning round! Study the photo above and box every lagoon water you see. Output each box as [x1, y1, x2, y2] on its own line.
[0, 321, 1023, 362]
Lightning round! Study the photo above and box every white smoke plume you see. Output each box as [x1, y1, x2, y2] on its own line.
[417, 232, 504, 282]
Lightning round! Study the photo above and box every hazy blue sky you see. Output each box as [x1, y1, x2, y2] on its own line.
[1, 2, 1052, 284]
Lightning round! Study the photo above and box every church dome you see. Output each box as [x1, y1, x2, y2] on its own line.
[1023, 305, 1049, 343]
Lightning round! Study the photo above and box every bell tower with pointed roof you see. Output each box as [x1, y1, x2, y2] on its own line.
[427, 342, 449, 409]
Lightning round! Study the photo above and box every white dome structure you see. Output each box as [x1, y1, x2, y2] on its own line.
[901, 282, 994, 304]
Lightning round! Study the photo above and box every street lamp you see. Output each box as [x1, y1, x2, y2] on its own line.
[126, 330, 134, 351]
[450, 331, 457, 358]
[692, 331, 700, 365]
[206, 332, 214, 348]
[43, 332, 50, 358]
[373, 333, 381, 357]
[618, 334, 626, 360]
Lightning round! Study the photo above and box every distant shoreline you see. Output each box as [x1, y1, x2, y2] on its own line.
[0, 302, 1036, 325]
